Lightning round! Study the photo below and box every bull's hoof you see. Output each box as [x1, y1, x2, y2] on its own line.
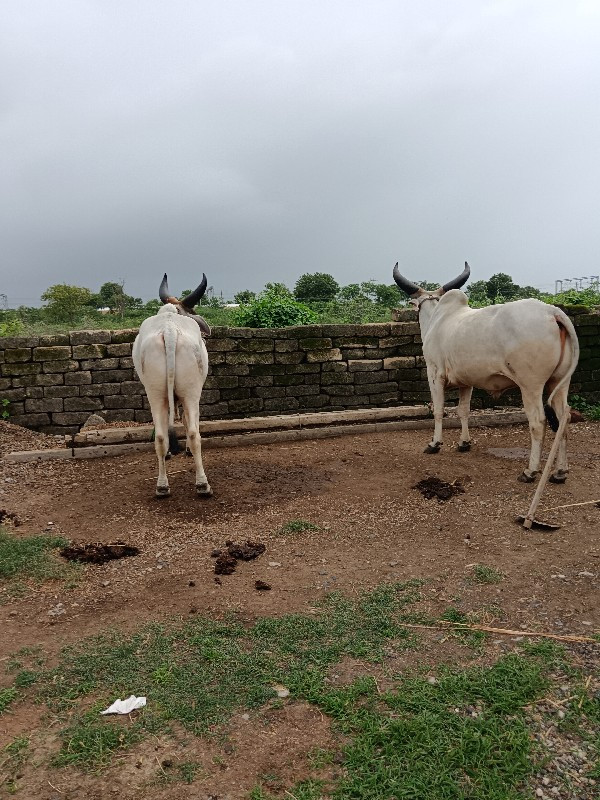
[196, 483, 213, 498]
[424, 443, 441, 454]
[457, 441, 471, 452]
[155, 485, 171, 498]
[549, 471, 568, 484]
[185, 448, 193, 457]
[517, 471, 537, 483]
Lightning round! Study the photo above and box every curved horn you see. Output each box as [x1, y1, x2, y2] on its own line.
[442, 262, 471, 292]
[190, 314, 211, 337]
[180, 273, 208, 309]
[392, 263, 421, 296]
[159, 273, 170, 304]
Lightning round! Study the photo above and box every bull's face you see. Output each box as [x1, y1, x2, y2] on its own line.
[159, 273, 211, 336]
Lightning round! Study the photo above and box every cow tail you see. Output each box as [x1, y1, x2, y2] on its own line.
[544, 311, 580, 433]
[164, 320, 181, 455]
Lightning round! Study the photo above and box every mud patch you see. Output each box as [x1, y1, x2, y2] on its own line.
[487, 447, 530, 461]
[60, 541, 140, 564]
[413, 476, 465, 502]
[255, 580, 271, 591]
[487, 446, 598, 464]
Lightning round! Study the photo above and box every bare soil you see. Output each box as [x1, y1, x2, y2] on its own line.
[0, 419, 599, 798]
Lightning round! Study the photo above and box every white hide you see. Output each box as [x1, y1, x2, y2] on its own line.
[416, 290, 579, 481]
[132, 304, 211, 497]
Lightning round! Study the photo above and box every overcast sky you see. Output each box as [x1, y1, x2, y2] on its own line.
[1, 0, 599, 306]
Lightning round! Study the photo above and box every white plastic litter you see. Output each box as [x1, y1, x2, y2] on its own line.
[101, 695, 146, 715]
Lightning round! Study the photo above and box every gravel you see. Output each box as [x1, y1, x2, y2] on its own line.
[0, 420, 65, 456]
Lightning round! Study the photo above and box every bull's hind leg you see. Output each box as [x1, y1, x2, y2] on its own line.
[546, 380, 570, 484]
[152, 401, 171, 497]
[425, 371, 445, 454]
[456, 386, 473, 451]
[518, 389, 545, 482]
[181, 398, 212, 497]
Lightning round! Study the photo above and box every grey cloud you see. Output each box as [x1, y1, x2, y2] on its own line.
[1, 0, 600, 306]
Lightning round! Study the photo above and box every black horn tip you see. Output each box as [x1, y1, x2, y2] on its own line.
[159, 273, 170, 304]
[180, 273, 208, 309]
[442, 262, 471, 293]
[392, 263, 421, 297]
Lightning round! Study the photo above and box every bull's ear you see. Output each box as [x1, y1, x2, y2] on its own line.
[191, 314, 211, 336]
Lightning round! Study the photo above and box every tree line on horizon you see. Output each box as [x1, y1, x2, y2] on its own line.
[1, 272, 598, 334]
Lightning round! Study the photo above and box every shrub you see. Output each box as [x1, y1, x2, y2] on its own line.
[235, 288, 317, 328]
[0, 316, 25, 337]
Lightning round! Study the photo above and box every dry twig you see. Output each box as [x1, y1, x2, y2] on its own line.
[400, 621, 597, 643]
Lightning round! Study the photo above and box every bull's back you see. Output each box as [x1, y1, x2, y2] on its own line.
[425, 300, 565, 391]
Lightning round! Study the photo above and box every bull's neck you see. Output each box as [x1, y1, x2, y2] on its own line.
[416, 300, 438, 339]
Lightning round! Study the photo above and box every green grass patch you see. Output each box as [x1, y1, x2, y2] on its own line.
[0, 736, 29, 794]
[31, 583, 419, 768]
[569, 394, 600, 420]
[469, 564, 504, 585]
[0, 528, 73, 582]
[277, 520, 320, 534]
[250, 779, 325, 800]
[0, 528, 79, 603]
[5, 583, 598, 796]
[0, 687, 18, 714]
[52, 712, 143, 769]
[156, 760, 203, 785]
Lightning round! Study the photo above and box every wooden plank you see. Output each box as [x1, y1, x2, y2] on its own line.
[7, 410, 528, 461]
[72, 405, 433, 446]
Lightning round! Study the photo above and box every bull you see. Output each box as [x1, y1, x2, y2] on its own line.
[132, 274, 212, 498]
[393, 262, 580, 482]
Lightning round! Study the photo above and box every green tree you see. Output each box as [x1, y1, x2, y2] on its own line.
[516, 285, 542, 300]
[143, 299, 161, 315]
[264, 282, 292, 298]
[485, 273, 520, 303]
[338, 283, 364, 301]
[41, 284, 93, 324]
[360, 281, 399, 308]
[234, 290, 256, 304]
[465, 280, 490, 305]
[91, 282, 142, 315]
[294, 273, 340, 303]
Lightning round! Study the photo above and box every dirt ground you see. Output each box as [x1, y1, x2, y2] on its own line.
[0, 419, 599, 798]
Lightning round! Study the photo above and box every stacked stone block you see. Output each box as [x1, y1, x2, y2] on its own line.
[1, 309, 598, 434]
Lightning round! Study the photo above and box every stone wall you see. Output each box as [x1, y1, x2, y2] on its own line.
[1, 309, 598, 434]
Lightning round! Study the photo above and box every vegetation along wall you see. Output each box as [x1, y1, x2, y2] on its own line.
[1, 310, 598, 435]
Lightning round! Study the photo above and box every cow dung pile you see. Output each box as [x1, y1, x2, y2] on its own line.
[212, 539, 266, 575]
[413, 476, 465, 502]
[60, 541, 140, 564]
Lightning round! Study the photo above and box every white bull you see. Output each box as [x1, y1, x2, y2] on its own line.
[393, 262, 580, 482]
[132, 275, 212, 498]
